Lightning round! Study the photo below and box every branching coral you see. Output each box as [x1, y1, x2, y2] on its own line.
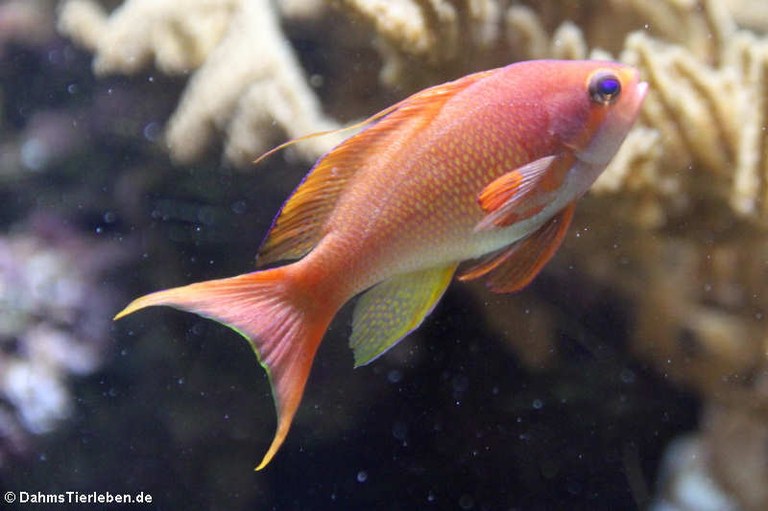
[723, 0, 768, 33]
[609, 24, 768, 223]
[337, 0, 504, 86]
[58, 0, 342, 166]
[57, 0, 242, 75]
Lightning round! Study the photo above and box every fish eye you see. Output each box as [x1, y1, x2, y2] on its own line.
[588, 71, 621, 105]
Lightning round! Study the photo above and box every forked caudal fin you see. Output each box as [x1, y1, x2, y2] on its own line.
[114, 266, 335, 470]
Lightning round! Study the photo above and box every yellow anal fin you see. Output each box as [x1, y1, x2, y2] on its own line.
[475, 154, 568, 232]
[257, 68, 498, 266]
[460, 203, 575, 293]
[350, 264, 458, 367]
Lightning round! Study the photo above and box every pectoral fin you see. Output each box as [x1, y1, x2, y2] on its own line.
[475, 154, 567, 232]
[350, 264, 458, 367]
[460, 203, 575, 293]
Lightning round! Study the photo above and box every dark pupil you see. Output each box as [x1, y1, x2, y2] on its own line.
[590, 74, 621, 104]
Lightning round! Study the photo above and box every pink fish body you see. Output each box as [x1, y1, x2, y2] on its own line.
[115, 60, 647, 469]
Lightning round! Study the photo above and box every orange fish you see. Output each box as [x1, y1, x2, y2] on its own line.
[115, 60, 647, 469]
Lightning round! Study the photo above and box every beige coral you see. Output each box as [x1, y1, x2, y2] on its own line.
[58, 0, 242, 75]
[162, 0, 342, 166]
[58, 0, 342, 166]
[338, 0, 504, 87]
[724, 0, 768, 33]
[610, 27, 768, 223]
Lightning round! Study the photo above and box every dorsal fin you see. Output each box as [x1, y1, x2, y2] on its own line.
[256, 68, 498, 266]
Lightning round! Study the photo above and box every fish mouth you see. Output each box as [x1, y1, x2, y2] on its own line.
[637, 81, 648, 97]
[612, 79, 648, 127]
[628, 80, 649, 114]
[635, 81, 649, 106]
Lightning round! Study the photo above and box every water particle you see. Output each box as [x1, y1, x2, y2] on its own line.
[67, 83, 79, 95]
[620, 368, 636, 384]
[451, 374, 469, 393]
[103, 211, 116, 223]
[567, 479, 582, 495]
[143, 122, 161, 142]
[356, 470, 368, 483]
[231, 200, 247, 214]
[48, 49, 63, 64]
[309, 74, 324, 88]
[387, 369, 403, 384]
[427, 491, 436, 503]
[197, 207, 216, 225]
[20, 138, 47, 171]
[392, 421, 408, 441]
[532, 399, 544, 410]
[458, 494, 474, 510]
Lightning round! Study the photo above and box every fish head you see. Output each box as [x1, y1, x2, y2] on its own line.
[541, 61, 648, 168]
